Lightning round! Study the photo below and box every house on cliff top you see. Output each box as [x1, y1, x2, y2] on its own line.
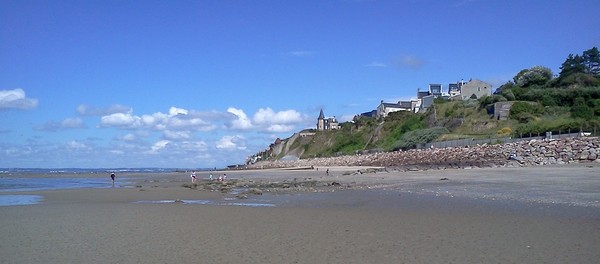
[317, 109, 339, 131]
[460, 79, 492, 99]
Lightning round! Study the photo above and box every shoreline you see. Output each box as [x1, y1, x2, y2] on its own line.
[2, 163, 600, 208]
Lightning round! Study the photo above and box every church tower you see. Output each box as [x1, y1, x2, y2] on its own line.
[317, 109, 325, 131]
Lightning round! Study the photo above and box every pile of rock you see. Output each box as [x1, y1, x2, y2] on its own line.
[247, 137, 600, 170]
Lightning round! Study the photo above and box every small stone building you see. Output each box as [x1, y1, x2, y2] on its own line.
[493, 101, 515, 120]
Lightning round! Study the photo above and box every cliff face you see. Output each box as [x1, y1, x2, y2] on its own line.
[252, 99, 599, 165]
[265, 133, 307, 161]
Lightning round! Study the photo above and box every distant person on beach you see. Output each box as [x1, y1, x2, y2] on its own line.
[191, 171, 197, 183]
[110, 173, 115, 185]
[209, 174, 213, 181]
[326, 168, 329, 176]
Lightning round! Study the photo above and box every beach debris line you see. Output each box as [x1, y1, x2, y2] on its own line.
[180, 178, 355, 197]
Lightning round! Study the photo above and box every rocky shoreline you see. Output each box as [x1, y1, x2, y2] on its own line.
[247, 137, 600, 171]
[181, 137, 600, 198]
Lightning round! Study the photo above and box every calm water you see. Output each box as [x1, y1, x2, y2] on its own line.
[0, 170, 275, 207]
[0, 167, 192, 193]
[0, 195, 43, 206]
[0, 173, 135, 206]
[0, 177, 124, 192]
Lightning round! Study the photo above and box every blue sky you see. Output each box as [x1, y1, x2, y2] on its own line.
[1, 0, 599, 169]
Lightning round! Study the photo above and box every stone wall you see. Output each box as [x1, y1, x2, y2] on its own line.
[247, 137, 600, 170]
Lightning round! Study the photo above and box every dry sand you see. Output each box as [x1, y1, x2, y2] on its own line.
[1, 164, 600, 263]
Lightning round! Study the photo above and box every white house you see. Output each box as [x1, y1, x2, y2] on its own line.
[376, 100, 412, 118]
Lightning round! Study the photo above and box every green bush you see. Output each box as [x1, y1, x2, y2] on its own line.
[544, 106, 570, 117]
[571, 97, 594, 119]
[509, 102, 543, 123]
[558, 73, 600, 88]
[516, 87, 600, 107]
[590, 99, 600, 116]
[385, 110, 414, 122]
[541, 94, 557, 106]
[328, 132, 366, 155]
[479, 95, 507, 109]
[502, 90, 516, 101]
[515, 119, 586, 136]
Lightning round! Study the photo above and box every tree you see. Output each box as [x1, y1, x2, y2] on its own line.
[559, 54, 585, 78]
[582, 47, 600, 76]
[557, 47, 600, 87]
[494, 81, 514, 95]
[514, 66, 553, 87]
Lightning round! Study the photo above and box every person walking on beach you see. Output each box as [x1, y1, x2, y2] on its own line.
[191, 171, 197, 183]
[110, 173, 115, 186]
[326, 168, 329, 176]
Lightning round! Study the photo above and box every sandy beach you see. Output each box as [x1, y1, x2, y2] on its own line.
[2, 164, 600, 263]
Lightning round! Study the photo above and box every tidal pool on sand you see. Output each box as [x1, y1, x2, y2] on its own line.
[0, 195, 43, 206]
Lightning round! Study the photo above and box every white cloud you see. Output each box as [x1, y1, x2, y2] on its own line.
[66, 140, 89, 150]
[168, 106, 188, 116]
[216, 135, 246, 150]
[178, 140, 208, 152]
[100, 107, 216, 131]
[100, 112, 141, 128]
[163, 130, 192, 140]
[77, 104, 130, 116]
[98, 106, 306, 134]
[168, 115, 212, 129]
[253, 108, 303, 125]
[227, 107, 253, 130]
[122, 133, 137, 141]
[82, 106, 312, 166]
[265, 124, 295, 133]
[0, 88, 38, 110]
[35, 117, 86, 131]
[62, 117, 85, 128]
[150, 140, 170, 153]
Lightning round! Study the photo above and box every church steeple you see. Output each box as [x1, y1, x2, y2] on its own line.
[317, 109, 325, 131]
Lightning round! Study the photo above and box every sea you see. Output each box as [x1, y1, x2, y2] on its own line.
[0, 167, 280, 208]
[0, 168, 187, 206]
[0, 167, 189, 174]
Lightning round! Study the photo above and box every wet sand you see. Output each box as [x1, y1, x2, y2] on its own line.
[1, 164, 600, 263]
